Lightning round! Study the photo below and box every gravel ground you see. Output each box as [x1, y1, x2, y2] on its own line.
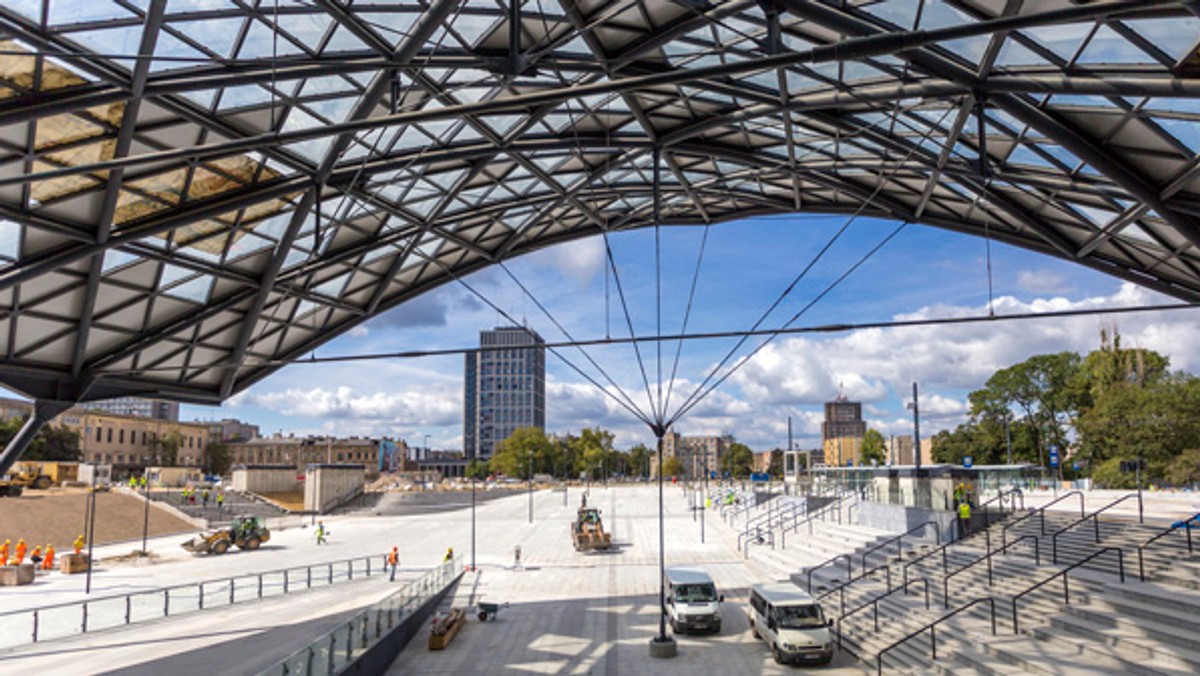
[0, 488, 196, 551]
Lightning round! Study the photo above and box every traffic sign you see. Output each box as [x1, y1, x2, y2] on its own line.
[963, 456, 973, 469]
[750, 472, 770, 483]
[710, 471, 717, 480]
[1048, 445, 1060, 469]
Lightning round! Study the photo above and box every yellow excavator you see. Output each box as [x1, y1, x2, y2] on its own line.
[181, 516, 271, 555]
[572, 506, 613, 552]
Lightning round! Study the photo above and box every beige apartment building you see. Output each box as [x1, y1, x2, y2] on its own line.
[652, 429, 732, 480]
[227, 435, 379, 472]
[56, 409, 210, 470]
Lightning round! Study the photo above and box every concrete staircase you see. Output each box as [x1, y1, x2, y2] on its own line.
[824, 503, 1200, 674]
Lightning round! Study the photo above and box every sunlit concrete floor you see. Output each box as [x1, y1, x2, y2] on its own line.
[387, 484, 864, 675]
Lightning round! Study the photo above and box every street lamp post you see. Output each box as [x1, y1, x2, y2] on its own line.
[1005, 413, 1013, 465]
[528, 449, 533, 524]
[649, 425, 677, 658]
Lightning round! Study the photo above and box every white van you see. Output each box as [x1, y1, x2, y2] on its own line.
[747, 582, 834, 665]
[664, 567, 723, 634]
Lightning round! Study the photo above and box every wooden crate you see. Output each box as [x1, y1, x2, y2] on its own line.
[427, 609, 465, 650]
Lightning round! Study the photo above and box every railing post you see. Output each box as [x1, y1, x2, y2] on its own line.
[328, 563, 333, 585]
[328, 635, 336, 674]
[1063, 574, 1070, 604]
[125, 596, 131, 625]
[305, 646, 314, 676]
[199, 583, 205, 610]
[989, 599, 997, 635]
[930, 625, 937, 660]
[32, 609, 38, 643]
[164, 589, 170, 617]
[259, 574, 264, 598]
[1138, 547, 1146, 582]
[81, 602, 88, 634]
[1012, 599, 1019, 634]
[1094, 514, 1100, 543]
[230, 578, 236, 605]
[1117, 549, 1125, 583]
[307, 567, 311, 589]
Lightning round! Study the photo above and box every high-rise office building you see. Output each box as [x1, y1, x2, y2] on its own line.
[463, 326, 545, 459]
[821, 392, 866, 466]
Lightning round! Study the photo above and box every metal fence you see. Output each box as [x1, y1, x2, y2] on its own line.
[258, 558, 462, 676]
[0, 554, 389, 650]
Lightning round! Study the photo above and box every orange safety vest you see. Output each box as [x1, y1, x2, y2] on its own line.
[387, 550, 398, 566]
[44, 546, 55, 569]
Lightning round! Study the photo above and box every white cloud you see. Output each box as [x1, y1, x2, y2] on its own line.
[526, 235, 605, 288]
[1016, 269, 1071, 295]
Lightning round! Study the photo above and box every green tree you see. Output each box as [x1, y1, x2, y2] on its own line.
[662, 456, 684, 478]
[153, 429, 185, 467]
[202, 442, 232, 476]
[722, 442, 754, 478]
[628, 443, 652, 478]
[1090, 457, 1139, 489]
[490, 427, 554, 477]
[768, 449, 784, 478]
[466, 458, 490, 480]
[0, 417, 82, 462]
[569, 427, 614, 480]
[1165, 450, 1200, 487]
[861, 429, 886, 466]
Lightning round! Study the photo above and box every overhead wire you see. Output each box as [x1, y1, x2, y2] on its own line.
[93, 300, 1200, 374]
[667, 102, 959, 425]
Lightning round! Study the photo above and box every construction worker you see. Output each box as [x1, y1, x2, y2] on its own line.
[29, 546, 42, 569]
[217, 492, 224, 510]
[387, 546, 399, 581]
[443, 547, 454, 564]
[201, 489, 209, 507]
[139, 475, 146, 489]
[0, 539, 9, 565]
[43, 544, 55, 570]
[128, 476, 137, 490]
[73, 534, 85, 555]
[15, 539, 27, 565]
[958, 500, 972, 537]
[315, 521, 327, 545]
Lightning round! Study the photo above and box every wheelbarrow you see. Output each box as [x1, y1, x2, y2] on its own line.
[477, 601, 509, 621]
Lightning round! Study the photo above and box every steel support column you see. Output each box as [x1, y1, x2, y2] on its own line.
[0, 400, 74, 478]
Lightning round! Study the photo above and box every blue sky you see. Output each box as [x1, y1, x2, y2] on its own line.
[169, 213, 1200, 452]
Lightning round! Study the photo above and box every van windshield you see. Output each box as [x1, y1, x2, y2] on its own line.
[674, 583, 717, 603]
[773, 604, 826, 629]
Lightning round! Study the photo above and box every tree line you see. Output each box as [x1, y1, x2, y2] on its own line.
[473, 426, 765, 480]
[929, 329, 1200, 487]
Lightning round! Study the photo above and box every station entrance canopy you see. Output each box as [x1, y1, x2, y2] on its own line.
[1, 0, 1200, 410]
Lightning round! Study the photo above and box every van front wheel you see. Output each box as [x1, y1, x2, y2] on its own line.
[751, 621, 759, 639]
[772, 644, 785, 665]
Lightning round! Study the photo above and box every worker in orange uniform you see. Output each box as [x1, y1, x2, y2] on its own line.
[43, 544, 55, 570]
[0, 539, 9, 565]
[29, 545, 43, 568]
[15, 539, 27, 565]
[387, 546, 399, 581]
[73, 534, 85, 555]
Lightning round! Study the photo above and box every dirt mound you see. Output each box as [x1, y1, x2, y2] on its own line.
[0, 490, 195, 550]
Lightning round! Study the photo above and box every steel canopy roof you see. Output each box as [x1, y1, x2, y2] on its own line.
[0, 0, 1199, 406]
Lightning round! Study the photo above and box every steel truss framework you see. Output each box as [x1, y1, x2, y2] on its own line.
[0, 0, 1199, 409]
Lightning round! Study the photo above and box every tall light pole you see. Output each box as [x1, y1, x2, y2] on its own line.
[528, 447, 533, 524]
[1004, 413, 1013, 466]
[908, 382, 921, 472]
[649, 424, 676, 657]
[423, 434, 431, 459]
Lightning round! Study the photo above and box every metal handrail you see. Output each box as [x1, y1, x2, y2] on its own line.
[816, 564, 892, 616]
[978, 488, 1024, 527]
[1051, 493, 1143, 564]
[1137, 512, 1200, 581]
[836, 576, 930, 650]
[1011, 547, 1124, 633]
[258, 557, 462, 676]
[861, 520, 940, 570]
[941, 535, 1041, 608]
[740, 527, 776, 557]
[1001, 490, 1085, 549]
[3, 553, 388, 649]
[805, 552, 854, 593]
[738, 499, 803, 545]
[781, 496, 845, 549]
[875, 597, 998, 676]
